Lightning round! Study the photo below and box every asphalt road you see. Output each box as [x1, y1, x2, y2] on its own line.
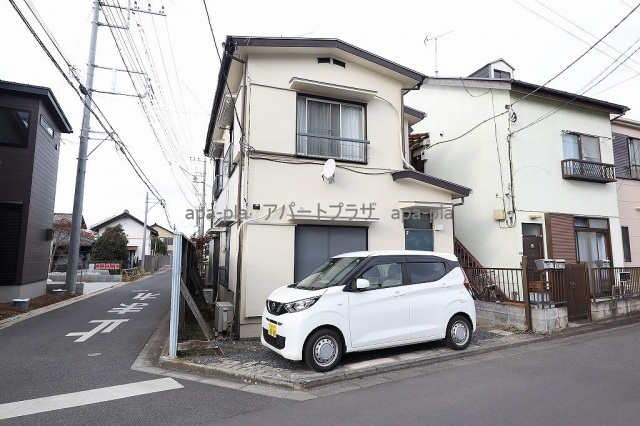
[2, 269, 640, 425]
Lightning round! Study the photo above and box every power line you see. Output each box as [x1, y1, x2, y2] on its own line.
[510, 0, 640, 107]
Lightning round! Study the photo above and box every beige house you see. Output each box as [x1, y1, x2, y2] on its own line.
[150, 223, 174, 255]
[611, 117, 640, 266]
[407, 59, 629, 270]
[203, 36, 470, 338]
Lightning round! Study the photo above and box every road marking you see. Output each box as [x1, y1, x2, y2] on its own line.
[108, 302, 148, 314]
[0, 378, 183, 420]
[66, 319, 129, 342]
[133, 292, 159, 300]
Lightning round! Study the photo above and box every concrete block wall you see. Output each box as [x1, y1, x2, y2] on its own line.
[475, 301, 568, 333]
[591, 297, 640, 321]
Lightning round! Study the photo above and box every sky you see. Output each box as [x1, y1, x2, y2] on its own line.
[1, 0, 639, 235]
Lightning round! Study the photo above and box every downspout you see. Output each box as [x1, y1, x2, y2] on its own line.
[451, 196, 465, 248]
[233, 52, 248, 339]
[400, 78, 424, 170]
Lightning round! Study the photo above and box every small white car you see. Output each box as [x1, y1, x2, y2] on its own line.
[261, 250, 476, 372]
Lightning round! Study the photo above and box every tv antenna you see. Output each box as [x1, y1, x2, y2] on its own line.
[424, 30, 454, 77]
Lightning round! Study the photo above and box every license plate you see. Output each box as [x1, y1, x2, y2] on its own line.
[267, 322, 277, 337]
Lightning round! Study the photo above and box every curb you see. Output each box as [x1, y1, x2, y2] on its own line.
[156, 313, 640, 390]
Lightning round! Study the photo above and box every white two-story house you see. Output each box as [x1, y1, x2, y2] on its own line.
[204, 36, 471, 338]
[407, 59, 629, 271]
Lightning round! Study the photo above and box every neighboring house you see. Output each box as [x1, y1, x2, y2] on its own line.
[611, 117, 640, 266]
[150, 223, 174, 255]
[90, 210, 158, 268]
[203, 36, 471, 338]
[0, 80, 72, 302]
[51, 213, 97, 271]
[407, 59, 629, 271]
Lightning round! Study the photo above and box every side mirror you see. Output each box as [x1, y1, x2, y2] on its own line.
[356, 278, 370, 290]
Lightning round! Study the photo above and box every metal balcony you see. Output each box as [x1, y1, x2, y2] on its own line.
[561, 159, 616, 183]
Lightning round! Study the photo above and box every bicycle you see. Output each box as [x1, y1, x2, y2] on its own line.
[467, 272, 502, 302]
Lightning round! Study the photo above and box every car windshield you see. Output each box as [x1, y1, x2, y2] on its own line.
[295, 257, 364, 290]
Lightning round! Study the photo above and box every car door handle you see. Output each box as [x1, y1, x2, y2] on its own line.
[393, 291, 405, 297]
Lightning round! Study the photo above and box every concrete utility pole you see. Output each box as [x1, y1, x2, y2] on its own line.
[65, 1, 166, 293]
[141, 192, 149, 271]
[190, 157, 207, 235]
[65, 2, 100, 295]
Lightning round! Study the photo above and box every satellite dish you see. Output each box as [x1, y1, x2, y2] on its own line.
[321, 159, 336, 183]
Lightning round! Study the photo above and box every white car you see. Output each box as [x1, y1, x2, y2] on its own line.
[261, 250, 476, 372]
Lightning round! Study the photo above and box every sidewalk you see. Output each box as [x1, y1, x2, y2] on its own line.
[156, 313, 640, 391]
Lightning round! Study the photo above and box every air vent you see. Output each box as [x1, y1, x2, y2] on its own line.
[317, 57, 331, 64]
[332, 59, 346, 68]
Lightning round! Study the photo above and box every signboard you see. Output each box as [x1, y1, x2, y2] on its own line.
[95, 263, 120, 270]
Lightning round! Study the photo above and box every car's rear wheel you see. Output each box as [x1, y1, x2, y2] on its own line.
[304, 328, 343, 372]
[445, 315, 472, 350]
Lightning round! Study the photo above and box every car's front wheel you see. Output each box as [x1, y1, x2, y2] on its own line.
[445, 315, 472, 350]
[303, 328, 343, 372]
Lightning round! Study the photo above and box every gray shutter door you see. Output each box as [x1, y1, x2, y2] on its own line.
[294, 226, 367, 282]
[612, 132, 630, 179]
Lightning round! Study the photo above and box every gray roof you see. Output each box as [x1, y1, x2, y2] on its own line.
[0, 80, 73, 133]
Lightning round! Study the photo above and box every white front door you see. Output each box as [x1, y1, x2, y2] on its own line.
[348, 262, 410, 348]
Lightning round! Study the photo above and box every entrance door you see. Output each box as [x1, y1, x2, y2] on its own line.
[294, 226, 367, 282]
[522, 223, 543, 282]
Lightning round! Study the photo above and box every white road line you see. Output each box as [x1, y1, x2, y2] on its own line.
[0, 378, 183, 420]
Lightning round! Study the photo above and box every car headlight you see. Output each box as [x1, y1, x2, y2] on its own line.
[283, 296, 320, 313]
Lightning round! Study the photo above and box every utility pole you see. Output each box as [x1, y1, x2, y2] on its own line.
[65, 2, 100, 295]
[141, 192, 149, 271]
[65, 1, 166, 294]
[142, 192, 162, 271]
[190, 157, 207, 236]
[423, 30, 453, 77]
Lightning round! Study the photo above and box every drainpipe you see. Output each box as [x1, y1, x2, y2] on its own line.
[451, 196, 465, 248]
[401, 79, 424, 170]
[233, 52, 248, 339]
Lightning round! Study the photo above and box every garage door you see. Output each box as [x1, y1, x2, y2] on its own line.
[294, 226, 367, 282]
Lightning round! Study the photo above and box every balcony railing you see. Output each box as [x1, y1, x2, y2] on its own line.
[561, 159, 616, 183]
[296, 133, 369, 163]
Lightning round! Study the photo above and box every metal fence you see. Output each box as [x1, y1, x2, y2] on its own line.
[589, 267, 640, 299]
[464, 267, 569, 307]
[465, 267, 523, 303]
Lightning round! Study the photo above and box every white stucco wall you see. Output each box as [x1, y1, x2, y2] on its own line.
[210, 50, 462, 336]
[407, 82, 623, 268]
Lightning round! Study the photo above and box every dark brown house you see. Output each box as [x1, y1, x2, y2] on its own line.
[0, 80, 72, 302]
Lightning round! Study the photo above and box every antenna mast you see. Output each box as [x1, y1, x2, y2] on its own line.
[423, 30, 453, 76]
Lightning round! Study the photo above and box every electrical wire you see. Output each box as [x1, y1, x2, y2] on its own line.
[10, 0, 174, 226]
[509, 0, 640, 108]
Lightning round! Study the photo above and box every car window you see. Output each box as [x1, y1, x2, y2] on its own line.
[407, 262, 447, 284]
[296, 257, 364, 289]
[359, 262, 403, 289]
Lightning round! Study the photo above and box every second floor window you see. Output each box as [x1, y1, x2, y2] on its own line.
[0, 106, 30, 147]
[296, 96, 367, 163]
[562, 133, 600, 162]
[630, 138, 640, 179]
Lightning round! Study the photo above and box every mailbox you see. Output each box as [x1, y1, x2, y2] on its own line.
[534, 259, 555, 270]
[554, 259, 566, 269]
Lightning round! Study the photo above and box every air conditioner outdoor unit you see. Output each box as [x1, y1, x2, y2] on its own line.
[619, 272, 631, 282]
[214, 302, 234, 333]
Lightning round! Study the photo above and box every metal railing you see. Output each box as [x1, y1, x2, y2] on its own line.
[561, 159, 616, 183]
[465, 267, 523, 303]
[589, 267, 640, 299]
[296, 133, 369, 163]
[526, 269, 567, 307]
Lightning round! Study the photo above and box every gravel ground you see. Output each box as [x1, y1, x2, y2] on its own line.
[186, 328, 502, 371]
